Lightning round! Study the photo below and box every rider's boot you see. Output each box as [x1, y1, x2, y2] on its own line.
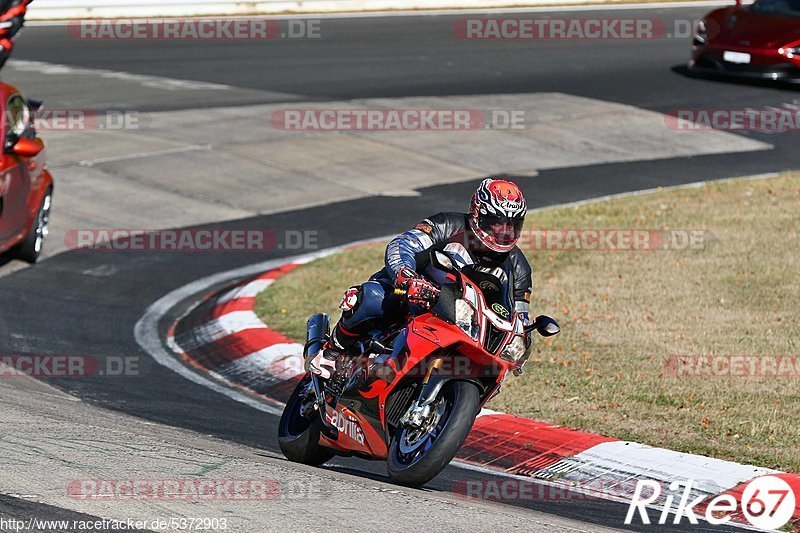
[304, 342, 338, 379]
[304, 322, 360, 380]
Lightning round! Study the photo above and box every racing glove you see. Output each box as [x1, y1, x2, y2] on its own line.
[394, 268, 439, 309]
[406, 278, 440, 310]
[394, 267, 419, 289]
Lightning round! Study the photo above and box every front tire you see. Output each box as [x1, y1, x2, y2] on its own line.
[278, 376, 335, 466]
[387, 381, 480, 487]
[14, 189, 52, 264]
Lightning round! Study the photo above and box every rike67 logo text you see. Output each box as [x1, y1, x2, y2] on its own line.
[625, 475, 796, 530]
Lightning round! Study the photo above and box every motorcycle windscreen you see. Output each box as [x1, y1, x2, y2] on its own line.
[431, 282, 460, 324]
[459, 264, 514, 318]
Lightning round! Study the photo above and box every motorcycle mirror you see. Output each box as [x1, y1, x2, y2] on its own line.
[528, 315, 560, 337]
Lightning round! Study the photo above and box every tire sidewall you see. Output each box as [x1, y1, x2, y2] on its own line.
[278, 377, 335, 465]
[15, 189, 52, 263]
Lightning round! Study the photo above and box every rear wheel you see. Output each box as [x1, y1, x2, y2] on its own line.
[278, 376, 335, 465]
[387, 381, 480, 487]
[14, 189, 51, 264]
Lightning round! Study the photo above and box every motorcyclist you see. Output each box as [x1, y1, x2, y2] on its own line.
[0, 0, 31, 70]
[306, 177, 533, 379]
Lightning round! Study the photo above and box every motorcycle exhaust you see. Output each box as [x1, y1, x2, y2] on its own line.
[304, 313, 331, 411]
[304, 312, 331, 358]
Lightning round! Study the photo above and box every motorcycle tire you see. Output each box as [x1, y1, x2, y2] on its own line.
[387, 380, 480, 487]
[278, 376, 336, 466]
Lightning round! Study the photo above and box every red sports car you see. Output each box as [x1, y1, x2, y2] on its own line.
[0, 82, 53, 263]
[690, 0, 800, 83]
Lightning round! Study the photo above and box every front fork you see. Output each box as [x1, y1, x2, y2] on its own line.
[399, 355, 444, 429]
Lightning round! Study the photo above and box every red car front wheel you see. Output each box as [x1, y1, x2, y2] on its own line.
[14, 188, 51, 264]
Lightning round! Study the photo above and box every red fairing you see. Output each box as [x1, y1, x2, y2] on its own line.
[321, 405, 388, 457]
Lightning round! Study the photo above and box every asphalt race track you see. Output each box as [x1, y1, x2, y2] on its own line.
[0, 4, 798, 531]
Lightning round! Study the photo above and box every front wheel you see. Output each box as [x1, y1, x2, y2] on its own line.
[278, 376, 335, 466]
[14, 189, 52, 264]
[387, 381, 480, 487]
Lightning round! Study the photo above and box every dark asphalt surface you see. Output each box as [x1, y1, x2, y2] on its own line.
[15, 6, 800, 110]
[2, 5, 798, 531]
[0, 495, 153, 532]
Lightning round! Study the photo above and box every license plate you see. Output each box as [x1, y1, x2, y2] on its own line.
[723, 51, 751, 64]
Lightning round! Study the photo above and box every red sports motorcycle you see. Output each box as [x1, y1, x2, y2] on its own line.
[279, 250, 559, 487]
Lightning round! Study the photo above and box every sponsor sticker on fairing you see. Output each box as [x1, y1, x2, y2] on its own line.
[326, 408, 366, 445]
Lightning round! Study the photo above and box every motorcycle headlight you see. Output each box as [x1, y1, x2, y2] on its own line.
[500, 335, 528, 363]
[693, 20, 707, 45]
[455, 299, 480, 341]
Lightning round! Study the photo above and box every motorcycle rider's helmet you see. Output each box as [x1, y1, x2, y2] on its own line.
[469, 177, 527, 253]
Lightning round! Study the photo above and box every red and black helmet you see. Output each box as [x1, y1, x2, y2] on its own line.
[469, 178, 527, 253]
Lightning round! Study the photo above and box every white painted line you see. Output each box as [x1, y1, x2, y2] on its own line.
[217, 343, 305, 381]
[546, 440, 777, 495]
[78, 145, 213, 168]
[27, 0, 750, 24]
[174, 310, 269, 352]
[8, 60, 234, 92]
[586, 441, 776, 488]
[214, 310, 269, 335]
[217, 278, 275, 303]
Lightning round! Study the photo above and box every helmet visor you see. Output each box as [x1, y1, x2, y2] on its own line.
[478, 215, 524, 246]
